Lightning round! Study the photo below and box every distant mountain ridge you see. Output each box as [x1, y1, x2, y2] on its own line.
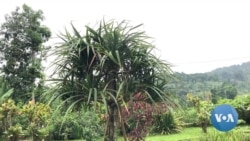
[169, 61, 250, 97]
[210, 61, 250, 81]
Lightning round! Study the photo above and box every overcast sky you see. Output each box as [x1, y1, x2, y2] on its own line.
[1, 0, 250, 74]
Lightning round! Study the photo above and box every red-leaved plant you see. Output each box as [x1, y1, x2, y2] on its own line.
[121, 92, 167, 141]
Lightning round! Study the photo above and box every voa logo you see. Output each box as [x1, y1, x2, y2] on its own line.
[214, 113, 234, 123]
[210, 104, 238, 132]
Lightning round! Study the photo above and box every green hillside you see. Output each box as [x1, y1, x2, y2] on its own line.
[169, 61, 250, 102]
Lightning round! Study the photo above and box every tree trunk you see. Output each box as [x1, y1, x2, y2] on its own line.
[104, 66, 118, 141]
[120, 112, 128, 141]
[104, 103, 117, 141]
[201, 121, 207, 133]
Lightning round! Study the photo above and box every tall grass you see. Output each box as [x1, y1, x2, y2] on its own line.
[198, 127, 250, 141]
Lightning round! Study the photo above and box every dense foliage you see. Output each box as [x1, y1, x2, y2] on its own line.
[0, 98, 51, 141]
[186, 93, 213, 133]
[120, 92, 169, 140]
[50, 20, 173, 141]
[210, 82, 238, 103]
[217, 95, 250, 124]
[49, 110, 103, 141]
[151, 111, 183, 135]
[2, 3, 250, 141]
[0, 4, 51, 102]
[169, 61, 250, 101]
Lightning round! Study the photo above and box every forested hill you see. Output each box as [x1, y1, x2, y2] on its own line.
[169, 61, 250, 97]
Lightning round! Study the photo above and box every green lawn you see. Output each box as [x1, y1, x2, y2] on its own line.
[146, 126, 250, 141]
[146, 127, 204, 141]
[71, 126, 250, 141]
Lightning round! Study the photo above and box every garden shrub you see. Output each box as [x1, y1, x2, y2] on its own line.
[151, 111, 183, 134]
[49, 112, 83, 140]
[49, 111, 103, 141]
[179, 108, 199, 127]
[21, 101, 51, 141]
[218, 95, 250, 124]
[0, 100, 53, 141]
[120, 92, 168, 141]
[80, 111, 103, 141]
[122, 100, 154, 141]
[0, 99, 22, 140]
[5, 124, 23, 141]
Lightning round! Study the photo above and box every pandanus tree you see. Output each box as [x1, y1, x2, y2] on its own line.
[50, 20, 173, 141]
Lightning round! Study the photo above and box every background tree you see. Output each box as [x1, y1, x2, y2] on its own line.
[0, 4, 51, 102]
[210, 82, 238, 103]
[50, 20, 173, 141]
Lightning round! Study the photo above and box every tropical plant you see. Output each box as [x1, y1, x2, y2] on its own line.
[119, 92, 171, 140]
[21, 101, 51, 141]
[49, 20, 173, 141]
[0, 77, 14, 135]
[0, 77, 13, 104]
[49, 110, 103, 141]
[0, 99, 18, 134]
[179, 108, 199, 127]
[6, 124, 23, 141]
[80, 111, 103, 141]
[122, 93, 155, 140]
[48, 111, 80, 140]
[151, 111, 183, 135]
[187, 93, 213, 133]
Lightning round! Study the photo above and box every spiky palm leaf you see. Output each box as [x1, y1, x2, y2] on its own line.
[49, 20, 174, 141]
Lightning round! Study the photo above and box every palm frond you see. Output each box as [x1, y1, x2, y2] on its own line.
[48, 19, 175, 116]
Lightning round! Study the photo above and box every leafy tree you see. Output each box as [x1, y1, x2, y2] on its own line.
[50, 20, 173, 141]
[222, 83, 238, 99]
[0, 4, 51, 102]
[186, 93, 213, 133]
[211, 82, 237, 103]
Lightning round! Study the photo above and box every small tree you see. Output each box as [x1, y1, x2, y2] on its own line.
[187, 93, 213, 133]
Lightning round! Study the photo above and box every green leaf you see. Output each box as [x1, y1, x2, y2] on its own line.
[0, 88, 14, 103]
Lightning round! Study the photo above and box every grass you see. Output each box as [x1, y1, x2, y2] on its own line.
[146, 126, 250, 141]
[59, 126, 250, 141]
[146, 127, 204, 141]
